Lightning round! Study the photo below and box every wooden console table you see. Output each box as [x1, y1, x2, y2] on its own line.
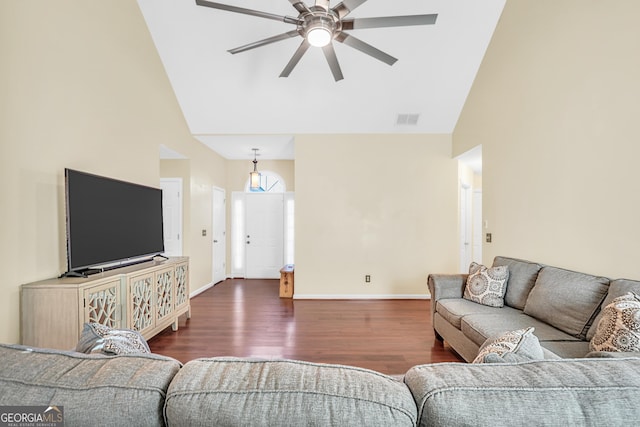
[279, 264, 294, 298]
[21, 257, 190, 350]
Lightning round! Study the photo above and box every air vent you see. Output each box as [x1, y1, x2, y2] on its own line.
[396, 113, 420, 126]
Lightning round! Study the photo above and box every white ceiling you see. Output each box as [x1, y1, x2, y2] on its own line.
[139, 0, 505, 160]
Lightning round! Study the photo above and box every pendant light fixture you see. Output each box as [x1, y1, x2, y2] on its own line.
[249, 148, 262, 192]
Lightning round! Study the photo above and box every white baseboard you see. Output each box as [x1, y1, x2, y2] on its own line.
[190, 277, 231, 298]
[293, 294, 431, 300]
[190, 282, 214, 298]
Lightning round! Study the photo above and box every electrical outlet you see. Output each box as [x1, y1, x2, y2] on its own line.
[486, 233, 492, 243]
[365, 275, 371, 283]
[202, 229, 207, 237]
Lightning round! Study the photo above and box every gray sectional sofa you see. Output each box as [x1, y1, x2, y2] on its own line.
[2, 256, 640, 426]
[428, 256, 640, 362]
[2, 347, 640, 426]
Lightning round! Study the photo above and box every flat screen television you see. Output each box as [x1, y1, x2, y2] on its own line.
[63, 168, 165, 276]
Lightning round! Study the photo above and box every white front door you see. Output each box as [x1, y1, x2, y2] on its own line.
[160, 178, 182, 256]
[212, 187, 226, 284]
[245, 193, 284, 279]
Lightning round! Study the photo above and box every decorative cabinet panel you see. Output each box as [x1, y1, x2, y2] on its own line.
[155, 267, 174, 322]
[175, 262, 189, 310]
[21, 257, 190, 350]
[128, 272, 155, 335]
[83, 279, 121, 328]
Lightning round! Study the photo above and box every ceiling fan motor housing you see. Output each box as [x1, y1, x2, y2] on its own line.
[299, 9, 341, 46]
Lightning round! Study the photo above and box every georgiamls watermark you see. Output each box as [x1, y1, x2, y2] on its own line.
[0, 406, 64, 427]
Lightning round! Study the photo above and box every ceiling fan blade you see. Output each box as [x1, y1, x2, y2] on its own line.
[288, 0, 310, 14]
[333, 0, 368, 18]
[280, 40, 310, 78]
[228, 30, 300, 54]
[334, 32, 397, 66]
[342, 14, 438, 30]
[195, 0, 301, 25]
[322, 43, 344, 82]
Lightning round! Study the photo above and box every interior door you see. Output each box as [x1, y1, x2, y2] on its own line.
[212, 187, 226, 284]
[459, 184, 472, 272]
[160, 178, 182, 256]
[245, 193, 284, 279]
[472, 189, 483, 263]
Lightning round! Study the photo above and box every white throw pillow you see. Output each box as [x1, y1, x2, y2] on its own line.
[75, 322, 150, 355]
[473, 327, 544, 364]
[463, 262, 509, 308]
[590, 292, 640, 352]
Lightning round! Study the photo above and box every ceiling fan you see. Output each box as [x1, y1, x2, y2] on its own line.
[195, 0, 437, 81]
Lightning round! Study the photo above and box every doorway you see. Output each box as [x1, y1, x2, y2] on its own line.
[160, 178, 183, 256]
[459, 183, 472, 272]
[231, 192, 294, 279]
[245, 193, 284, 279]
[472, 189, 483, 263]
[456, 145, 483, 271]
[212, 187, 226, 284]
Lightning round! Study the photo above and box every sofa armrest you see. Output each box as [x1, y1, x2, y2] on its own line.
[427, 274, 467, 329]
[427, 274, 467, 301]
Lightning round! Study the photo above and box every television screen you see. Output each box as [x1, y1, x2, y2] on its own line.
[64, 168, 165, 274]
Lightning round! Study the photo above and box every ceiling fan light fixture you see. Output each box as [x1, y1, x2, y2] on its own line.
[307, 26, 332, 47]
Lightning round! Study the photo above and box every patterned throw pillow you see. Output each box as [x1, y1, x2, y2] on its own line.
[473, 327, 544, 364]
[590, 292, 640, 352]
[463, 262, 509, 308]
[75, 322, 150, 355]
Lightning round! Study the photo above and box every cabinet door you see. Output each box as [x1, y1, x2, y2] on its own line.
[155, 267, 174, 322]
[128, 272, 155, 334]
[83, 279, 121, 328]
[175, 262, 189, 310]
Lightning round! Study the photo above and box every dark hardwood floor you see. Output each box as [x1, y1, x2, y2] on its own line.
[148, 278, 463, 374]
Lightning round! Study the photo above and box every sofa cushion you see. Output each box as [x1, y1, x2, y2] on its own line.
[473, 327, 544, 364]
[404, 358, 640, 427]
[523, 266, 609, 339]
[463, 262, 509, 308]
[461, 312, 580, 347]
[0, 344, 180, 426]
[587, 278, 640, 341]
[165, 357, 417, 427]
[590, 292, 640, 352]
[436, 299, 522, 330]
[492, 256, 542, 310]
[539, 340, 591, 359]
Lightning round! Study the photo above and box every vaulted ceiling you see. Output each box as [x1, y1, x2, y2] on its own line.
[139, 0, 505, 159]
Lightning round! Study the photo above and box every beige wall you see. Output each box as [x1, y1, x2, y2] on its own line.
[294, 134, 459, 297]
[454, 0, 640, 278]
[0, 1, 225, 344]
